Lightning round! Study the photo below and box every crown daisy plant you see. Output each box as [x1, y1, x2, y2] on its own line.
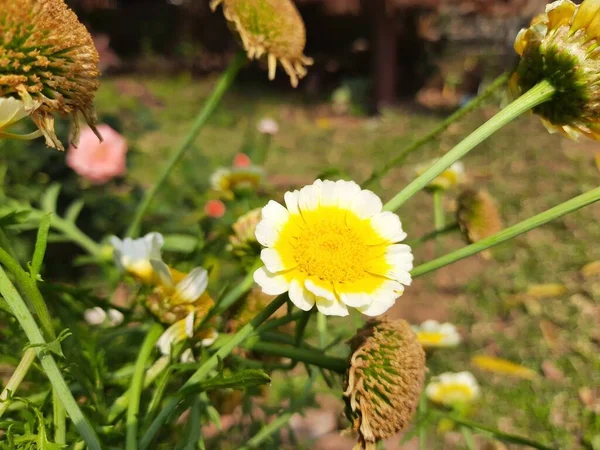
[210, 0, 313, 87]
[426, 371, 480, 409]
[413, 320, 462, 350]
[0, 0, 100, 150]
[254, 179, 414, 317]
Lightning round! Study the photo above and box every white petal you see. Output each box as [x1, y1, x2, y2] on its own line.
[319, 180, 338, 207]
[298, 183, 321, 213]
[315, 296, 349, 317]
[157, 320, 188, 356]
[253, 267, 290, 295]
[421, 320, 440, 331]
[180, 348, 195, 363]
[144, 232, 164, 260]
[334, 180, 361, 209]
[151, 259, 173, 287]
[261, 200, 289, 229]
[109, 236, 124, 252]
[386, 244, 414, 268]
[255, 221, 280, 247]
[260, 248, 289, 273]
[304, 278, 337, 302]
[200, 329, 219, 347]
[289, 279, 316, 311]
[284, 190, 301, 216]
[369, 212, 407, 244]
[84, 307, 106, 325]
[184, 312, 195, 337]
[357, 291, 397, 316]
[349, 189, 382, 219]
[176, 267, 208, 302]
[338, 290, 372, 308]
[107, 309, 124, 327]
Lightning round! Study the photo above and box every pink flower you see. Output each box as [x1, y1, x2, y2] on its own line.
[205, 200, 226, 218]
[67, 124, 127, 184]
[233, 153, 251, 168]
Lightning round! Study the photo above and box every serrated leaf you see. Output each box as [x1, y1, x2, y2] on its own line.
[179, 369, 270, 396]
[40, 184, 61, 213]
[162, 234, 199, 254]
[30, 213, 51, 280]
[65, 199, 84, 223]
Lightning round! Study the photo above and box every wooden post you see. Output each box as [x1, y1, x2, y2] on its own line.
[371, 0, 398, 110]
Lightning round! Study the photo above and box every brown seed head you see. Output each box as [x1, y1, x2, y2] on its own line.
[344, 319, 426, 450]
[457, 189, 503, 244]
[0, 0, 100, 149]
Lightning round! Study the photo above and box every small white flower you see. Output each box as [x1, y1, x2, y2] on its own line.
[107, 309, 124, 327]
[253, 179, 413, 317]
[157, 312, 196, 356]
[257, 118, 279, 135]
[84, 307, 106, 325]
[414, 160, 465, 191]
[413, 320, 461, 349]
[109, 232, 164, 283]
[150, 260, 209, 304]
[0, 97, 42, 140]
[426, 371, 480, 407]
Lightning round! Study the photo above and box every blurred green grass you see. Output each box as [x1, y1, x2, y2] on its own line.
[94, 74, 600, 449]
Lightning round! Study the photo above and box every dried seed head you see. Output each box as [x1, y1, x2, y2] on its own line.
[211, 0, 313, 87]
[0, 0, 100, 150]
[344, 319, 426, 450]
[228, 208, 262, 264]
[457, 189, 503, 244]
[511, 0, 600, 140]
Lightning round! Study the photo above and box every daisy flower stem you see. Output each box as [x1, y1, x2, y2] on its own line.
[126, 51, 247, 238]
[433, 189, 445, 254]
[0, 348, 36, 418]
[126, 322, 163, 450]
[412, 185, 600, 278]
[383, 79, 556, 212]
[363, 72, 509, 189]
[139, 294, 288, 450]
[0, 266, 102, 450]
[461, 426, 477, 450]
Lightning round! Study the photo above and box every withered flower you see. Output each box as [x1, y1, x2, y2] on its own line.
[456, 189, 503, 245]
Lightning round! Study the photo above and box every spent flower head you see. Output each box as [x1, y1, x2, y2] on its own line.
[0, 0, 100, 150]
[254, 180, 413, 317]
[457, 189, 503, 245]
[412, 320, 461, 349]
[426, 371, 480, 408]
[210, 0, 313, 87]
[344, 319, 426, 450]
[228, 208, 263, 264]
[511, 0, 600, 140]
[109, 232, 164, 284]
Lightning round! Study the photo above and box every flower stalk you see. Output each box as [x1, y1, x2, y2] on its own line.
[383, 79, 556, 212]
[363, 72, 509, 189]
[0, 266, 102, 450]
[0, 348, 36, 418]
[412, 185, 600, 278]
[127, 51, 247, 238]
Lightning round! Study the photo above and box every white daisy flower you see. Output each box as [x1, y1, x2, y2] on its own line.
[414, 160, 465, 191]
[157, 312, 195, 356]
[413, 320, 461, 349]
[0, 97, 42, 140]
[253, 179, 413, 317]
[257, 118, 279, 135]
[109, 232, 164, 283]
[150, 260, 209, 304]
[210, 166, 264, 193]
[426, 371, 480, 407]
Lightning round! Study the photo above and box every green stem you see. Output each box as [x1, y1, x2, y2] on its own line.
[108, 355, 170, 423]
[0, 266, 102, 450]
[29, 209, 101, 257]
[0, 247, 55, 341]
[383, 79, 556, 211]
[0, 227, 19, 262]
[53, 392, 66, 444]
[431, 410, 555, 450]
[433, 190, 445, 231]
[243, 341, 347, 373]
[126, 323, 163, 450]
[139, 294, 287, 450]
[317, 313, 327, 348]
[412, 185, 600, 278]
[461, 426, 476, 450]
[363, 72, 509, 189]
[418, 394, 427, 450]
[126, 52, 247, 238]
[0, 348, 36, 418]
[405, 222, 460, 248]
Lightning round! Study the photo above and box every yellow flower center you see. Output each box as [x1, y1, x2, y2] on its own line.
[434, 384, 474, 404]
[417, 331, 444, 345]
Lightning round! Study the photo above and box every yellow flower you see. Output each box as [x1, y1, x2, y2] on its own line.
[109, 232, 164, 284]
[413, 320, 461, 349]
[210, 166, 264, 195]
[415, 161, 465, 191]
[0, 97, 42, 140]
[254, 180, 413, 317]
[0, 0, 100, 150]
[471, 355, 538, 380]
[511, 0, 600, 140]
[456, 189, 503, 244]
[344, 319, 425, 450]
[210, 0, 313, 87]
[526, 283, 567, 298]
[426, 371, 480, 407]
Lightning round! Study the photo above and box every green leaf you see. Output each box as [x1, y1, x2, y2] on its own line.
[0, 210, 31, 228]
[64, 199, 84, 224]
[25, 329, 72, 359]
[179, 369, 270, 396]
[40, 184, 61, 213]
[30, 213, 52, 281]
[162, 234, 198, 254]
